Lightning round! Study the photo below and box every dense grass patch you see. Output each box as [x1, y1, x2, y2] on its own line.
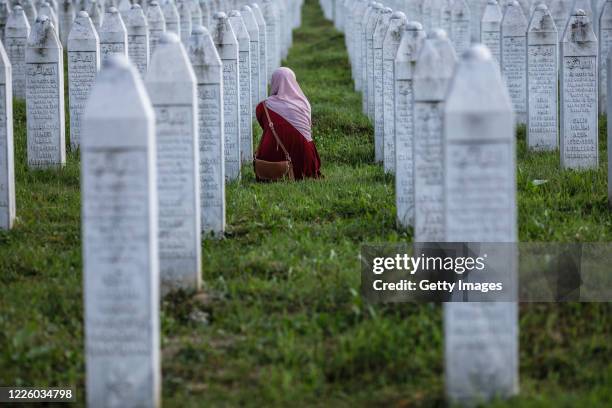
[0, 0, 610, 406]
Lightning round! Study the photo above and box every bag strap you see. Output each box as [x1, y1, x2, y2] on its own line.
[263, 103, 292, 162]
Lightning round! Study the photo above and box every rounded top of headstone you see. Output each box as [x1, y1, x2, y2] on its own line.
[228, 10, 241, 17]
[159, 31, 180, 44]
[463, 44, 492, 62]
[192, 24, 208, 35]
[382, 7, 392, 13]
[78, 10, 89, 18]
[509, 0, 519, 7]
[574, 9, 586, 16]
[372, 3, 382, 9]
[13, 5, 23, 11]
[213, 11, 227, 19]
[429, 28, 448, 40]
[391, 11, 406, 19]
[107, 6, 118, 14]
[535, 3, 548, 11]
[131, 4, 142, 10]
[406, 21, 423, 31]
[241, 5, 252, 11]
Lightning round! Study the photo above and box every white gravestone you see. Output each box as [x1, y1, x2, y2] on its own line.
[89, 1, 102, 33]
[200, 0, 211, 28]
[126, 5, 149, 76]
[443, 44, 518, 406]
[550, 0, 572, 42]
[561, 9, 598, 169]
[148, 2, 166, 57]
[145, 32, 202, 293]
[0, 1, 9, 44]
[189, 25, 226, 236]
[361, 3, 378, 115]
[99, 7, 128, 64]
[413, 30, 456, 242]
[163, 0, 180, 37]
[39, 2, 59, 36]
[178, 0, 192, 44]
[5, 6, 30, 100]
[527, 4, 558, 150]
[82, 55, 160, 408]
[23, 0, 37, 28]
[451, 0, 471, 56]
[481, 0, 502, 69]
[262, 0, 279, 80]
[240, 5, 260, 113]
[373, 7, 392, 163]
[381, 11, 406, 174]
[0, 39, 14, 229]
[501, 0, 527, 124]
[350, 0, 369, 91]
[395, 21, 425, 229]
[26, 16, 66, 169]
[212, 12, 241, 180]
[58, 0, 74, 47]
[250, 3, 267, 101]
[228, 11, 253, 163]
[68, 11, 100, 150]
[189, 0, 202, 29]
[118, 0, 131, 21]
[599, 0, 612, 113]
[366, 6, 385, 121]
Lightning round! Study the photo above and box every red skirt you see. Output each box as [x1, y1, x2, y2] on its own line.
[255, 102, 322, 180]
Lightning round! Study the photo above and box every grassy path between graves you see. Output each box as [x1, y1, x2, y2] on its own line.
[1, 0, 611, 405]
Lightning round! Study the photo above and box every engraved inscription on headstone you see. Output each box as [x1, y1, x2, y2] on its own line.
[147, 2, 166, 57]
[163, 0, 180, 36]
[82, 55, 160, 408]
[250, 3, 267, 101]
[240, 5, 260, 113]
[188, 25, 226, 236]
[527, 4, 558, 150]
[26, 16, 66, 169]
[177, 0, 192, 44]
[5, 6, 30, 99]
[481, 0, 502, 68]
[560, 10, 598, 169]
[126, 4, 149, 76]
[99, 7, 128, 64]
[262, 0, 279, 80]
[373, 7, 392, 163]
[501, 1, 527, 123]
[451, 0, 471, 56]
[68, 11, 100, 150]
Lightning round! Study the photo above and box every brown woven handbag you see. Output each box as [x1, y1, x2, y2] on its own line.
[253, 104, 295, 181]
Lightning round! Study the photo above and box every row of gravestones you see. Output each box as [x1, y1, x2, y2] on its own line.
[0, 0, 302, 230]
[325, 0, 611, 405]
[0, 1, 301, 403]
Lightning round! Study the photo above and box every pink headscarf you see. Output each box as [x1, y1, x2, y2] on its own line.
[265, 67, 312, 141]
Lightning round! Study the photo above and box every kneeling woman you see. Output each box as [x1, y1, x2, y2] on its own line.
[255, 67, 322, 180]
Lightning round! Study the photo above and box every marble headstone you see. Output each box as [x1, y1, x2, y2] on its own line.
[443, 44, 518, 406]
[381, 11, 406, 174]
[0, 1, 9, 44]
[189, 0, 202, 29]
[212, 12, 241, 181]
[5, 6, 30, 100]
[58, 0, 74, 47]
[67, 11, 100, 150]
[82, 55, 160, 408]
[451, 0, 471, 56]
[23, 0, 37, 28]
[527, 4, 558, 150]
[240, 5, 260, 113]
[118, 0, 131, 20]
[163, 0, 180, 36]
[481, 0, 502, 68]
[147, 2, 166, 57]
[550, 0, 572, 41]
[26, 16, 66, 169]
[99, 7, 128, 64]
[178, 0, 191, 44]
[361, 3, 378, 114]
[366, 5, 385, 121]
[0, 39, 14, 229]
[145, 32, 202, 293]
[188, 25, 226, 236]
[413, 30, 456, 242]
[599, 0, 612, 113]
[501, 0, 527, 124]
[39, 2, 59, 36]
[395, 21, 425, 229]
[250, 3, 267, 101]
[200, 0, 211, 28]
[126, 4, 149, 76]
[88, 1, 102, 33]
[262, 0, 279, 80]
[228, 11, 253, 163]
[560, 9, 598, 169]
[372, 7, 392, 163]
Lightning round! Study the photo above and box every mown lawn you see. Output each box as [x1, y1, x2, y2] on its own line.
[0, 0, 611, 406]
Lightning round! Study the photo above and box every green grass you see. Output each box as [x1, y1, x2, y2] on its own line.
[0, 0, 611, 406]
